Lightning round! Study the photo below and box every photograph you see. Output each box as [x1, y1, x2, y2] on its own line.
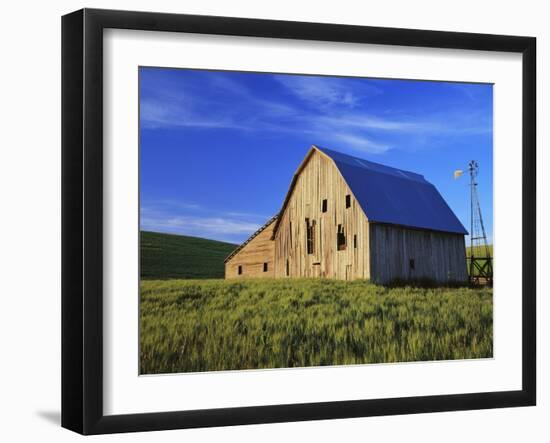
[138, 67, 494, 375]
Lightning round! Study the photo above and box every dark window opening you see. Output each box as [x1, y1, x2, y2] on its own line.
[305, 218, 316, 255]
[263, 262, 268, 272]
[409, 259, 415, 270]
[238, 265, 242, 275]
[286, 259, 289, 276]
[321, 199, 328, 213]
[345, 194, 351, 208]
[337, 224, 347, 251]
[353, 234, 357, 249]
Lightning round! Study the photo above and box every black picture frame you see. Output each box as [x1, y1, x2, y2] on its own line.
[62, 8, 536, 435]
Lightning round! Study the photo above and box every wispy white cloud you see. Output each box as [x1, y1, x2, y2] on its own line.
[222, 211, 271, 220]
[142, 214, 260, 236]
[140, 202, 266, 243]
[141, 98, 246, 130]
[327, 133, 390, 154]
[140, 74, 299, 132]
[316, 114, 438, 132]
[152, 199, 202, 210]
[140, 71, 492, 155]
[276, 75, 380, 109]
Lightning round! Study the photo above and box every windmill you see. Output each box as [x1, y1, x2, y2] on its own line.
[455, 161, 493, 285]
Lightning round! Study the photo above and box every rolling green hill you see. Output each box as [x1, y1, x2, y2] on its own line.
[140, 231, 238, 280]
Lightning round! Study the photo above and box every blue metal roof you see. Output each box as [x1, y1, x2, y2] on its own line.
[316, 146, 468, 235]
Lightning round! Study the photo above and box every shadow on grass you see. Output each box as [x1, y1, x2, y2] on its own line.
[385, 277, 484, 289]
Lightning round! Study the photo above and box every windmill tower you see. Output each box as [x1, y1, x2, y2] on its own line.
[457, 161, 493, 285]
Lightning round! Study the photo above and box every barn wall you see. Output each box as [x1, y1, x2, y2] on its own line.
[369, 223, 468, 284]
[225, 220, 276, 279]
[273, 150, 370, 280]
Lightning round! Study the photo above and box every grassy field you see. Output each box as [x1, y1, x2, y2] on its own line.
[140, 278, 493, 374]
[140, 231, 237, 280]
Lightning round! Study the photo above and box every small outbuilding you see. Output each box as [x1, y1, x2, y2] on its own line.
[225, 145, 468, 284]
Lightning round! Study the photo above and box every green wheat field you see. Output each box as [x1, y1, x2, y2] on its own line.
[140, 277, 493, 374]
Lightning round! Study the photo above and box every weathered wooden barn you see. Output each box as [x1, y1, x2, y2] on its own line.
[225, 145, 468, 284]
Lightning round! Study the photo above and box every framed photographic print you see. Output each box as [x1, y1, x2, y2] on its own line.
[61, 8, 536, 435]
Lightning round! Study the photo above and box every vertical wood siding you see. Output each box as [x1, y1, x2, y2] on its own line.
[369, 223, 468, 284]
[225, 220, 276, 279]
[273, 150, 370, 280]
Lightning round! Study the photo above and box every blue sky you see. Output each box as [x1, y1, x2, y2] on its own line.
[140, 67, 493, 245]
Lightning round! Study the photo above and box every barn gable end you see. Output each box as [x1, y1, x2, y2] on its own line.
[272, 148, 370, 280]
